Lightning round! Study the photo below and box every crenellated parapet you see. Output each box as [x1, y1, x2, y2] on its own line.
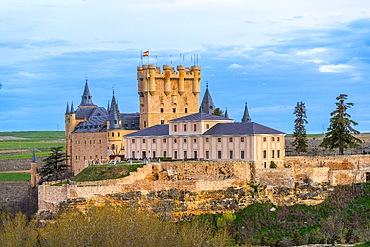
[137, 64, 201, 96]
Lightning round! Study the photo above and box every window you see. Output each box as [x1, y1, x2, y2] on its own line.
[193, 138, 197, 143]
[194, 151, 198, 159]
[218, 138, 221, 142]
[173, 108, 176, 113]
[184, 124, 187, 132]
[263, 137, 267, 142]
[118, 132, 120, 137]
[76, 156, 78, 160]
[193, 124, 197, 131]
[272, 137, 275, 141]
[277, 137, 280, 141]
[153, 151, 156, 159]
[263, 150, 267, 159]
[277, 150, 280, 158]
[206, 124, 210, 129]
[153, 139, 156, 144]
[272, 150, 275, 158]
[143, 139, 146, 144]
[99, 140, 101, 144]
[174, 125, 177, 132]
[132, 151, 135, 159]
[161, 120, 164, 125]
[111, 144, 115, 150]
[144, 121, 147, 128]
[218, 151, 222, 159]
[142, 151, 146, 159]
[163, 151, 167, 158]
[241, 151, 245, 159]
[205, 138, 209, 143]
[229, 151, 233, 159]
[174, 139, 177, 143]
[132, 139, 135, 144]
[163, 138, 167, 143]
[184, 139, 187, 143]
[160, 108, 164, 113]
[185, 108, 188, 113]
[174, 151, 178, 159]
[241, 137, 244, 142]
[184, 151, 187, 159]
[206, 151, 209, 159]
[229, 137, 233, 142]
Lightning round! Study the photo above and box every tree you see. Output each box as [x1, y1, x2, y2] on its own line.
[40, 146, 69, 181]
[320, 94, 361, 155]
[292, 101, 308, 154]
[213, 108, 224, 116]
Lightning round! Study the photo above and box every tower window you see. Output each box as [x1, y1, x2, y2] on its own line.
[160, 108, 164, 113]
[185, 108, 188, 113]
[144, 121, 147, 128]
[173, 108, 176, 113]
[161, 120, 164, 125]
[112, 132, 114, 137]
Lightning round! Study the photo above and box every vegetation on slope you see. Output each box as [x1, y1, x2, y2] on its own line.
[0, 173, 30, 181]
[72, 162, 145, 182]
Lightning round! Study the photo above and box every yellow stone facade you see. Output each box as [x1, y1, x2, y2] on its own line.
[137, 65, 201, 129]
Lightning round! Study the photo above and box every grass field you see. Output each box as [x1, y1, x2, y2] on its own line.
[0, 172, 30, 181]
[0, 131, 65, 160]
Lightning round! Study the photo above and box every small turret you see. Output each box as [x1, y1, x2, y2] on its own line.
[200, 83, 215, 114]
[163, 65, 171, 95]
[70, 101, 74, 113]
[191, 66, 201, 95]
[241, 102, 251, 123]
[224, 107, 229, 118]
[148, 64, 156, 94]
[65, 102, 70, 114]
[177, 65, 185, 95]
[80, 79, 94, 106]
[108, 91, 121, 129]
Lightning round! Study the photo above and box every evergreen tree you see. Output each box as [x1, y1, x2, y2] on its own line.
[40, 146, 69, 181]
[320, 94, 361, 155]
[292, 101, 308, 154]
[213, 108, 224, 116]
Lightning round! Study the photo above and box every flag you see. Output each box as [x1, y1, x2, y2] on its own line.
[143, 50, 149, 57]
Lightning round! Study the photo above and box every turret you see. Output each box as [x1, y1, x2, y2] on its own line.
[148, 64, 156, 94]
[241, 102, 251, 123]
[108, 91, 121, 130]
[137, 66, 144, 94]
[163, 65, 171, 95]
[80, 79, 94, 106]
[191, 66, 201, 95]
[200, 83, 215, 114]
[177, 65, 185, 95]
[224, 107, 229, 118]
[65, 102, 70, 114]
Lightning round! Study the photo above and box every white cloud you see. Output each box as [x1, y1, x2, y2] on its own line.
[295, 48, 328, 56]
[318, 64, 352, 73]
[227, 63, 243, 69]
[304, 59, 325, 64]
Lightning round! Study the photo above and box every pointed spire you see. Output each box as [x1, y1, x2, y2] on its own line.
[70, 101, 74, 113]
[109, 91, 120, 129]
[107, 100, 110, 112]
[65, 102, 70, 114]
[224, 107, 229, 118]
[200, 82, 215, 114]
[242, 102, 252, 123]
[31, 151, 36, 163]
[80, 79, 94, 106]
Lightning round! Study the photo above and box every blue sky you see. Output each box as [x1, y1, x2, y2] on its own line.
[1, 0, 370, 133]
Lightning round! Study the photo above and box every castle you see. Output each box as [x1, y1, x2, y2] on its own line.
[65, 64, 285, 175]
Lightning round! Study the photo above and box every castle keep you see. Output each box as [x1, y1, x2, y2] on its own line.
[65, 64, 285, 175]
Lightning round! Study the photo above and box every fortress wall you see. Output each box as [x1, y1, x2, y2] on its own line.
[294, 167, 330, 184]
[285, 155, 370, 170]
[254, 168, 295, 188]
[328, 170, 368, 186]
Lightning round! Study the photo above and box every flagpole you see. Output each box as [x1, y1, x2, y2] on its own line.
[141, 50, 143, 65]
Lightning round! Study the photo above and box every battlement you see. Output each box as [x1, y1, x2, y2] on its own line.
[137, 64, 201, 79]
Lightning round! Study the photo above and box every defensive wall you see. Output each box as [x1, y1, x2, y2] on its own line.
[38, 156, 370, 218]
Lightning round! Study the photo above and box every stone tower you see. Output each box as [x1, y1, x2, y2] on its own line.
[137, 64, 201, 129]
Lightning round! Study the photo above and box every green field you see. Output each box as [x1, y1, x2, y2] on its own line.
[0, 131, 65, 160]
[0, 172, 30, 181]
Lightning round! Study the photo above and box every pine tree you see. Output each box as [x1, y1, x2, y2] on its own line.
[320, 94, 361, 155]
[40, 146, 69, 181]
[292, 101, 308, 154]
[212, 107, 224, 116]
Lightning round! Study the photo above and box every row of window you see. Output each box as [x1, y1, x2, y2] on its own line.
[262, 136, 280, 142]
[160, 108, 188, 113]
[131, 136, 249, 144]
[75, 140, 102, 145]
[131, 150, 246, 160]
[75, 155, 103, 160]
[263, 150, 281, 159]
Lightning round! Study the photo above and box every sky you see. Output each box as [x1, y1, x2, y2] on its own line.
[1, 0, 370, 134]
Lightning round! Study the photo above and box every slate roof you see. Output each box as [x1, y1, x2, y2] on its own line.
[120, 113, 140, 130]
[203, 122, 285, 136]
[200, 85, 215, 114]
[124, 124, 169, 137]
[169, 112, 232, 122]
